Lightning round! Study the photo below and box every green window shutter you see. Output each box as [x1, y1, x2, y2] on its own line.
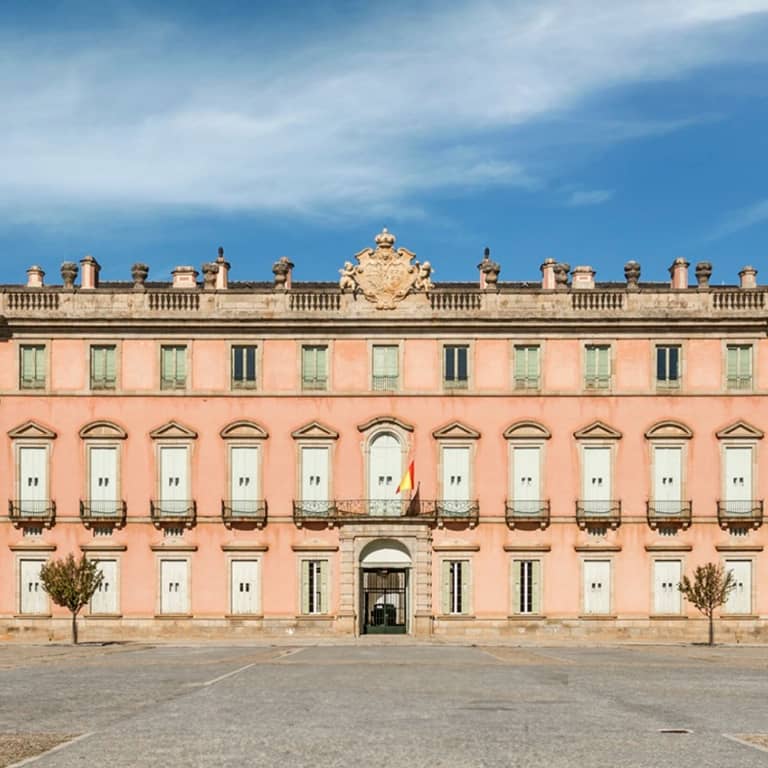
[302, 346, 314, 383]
[741, 347, 752, 380]
[726, 346, 738, 382]
[514, 347, 525, 383]
[35, 347, 45, 384]
[441, 561, 451, 614]
[531, 347, 540, 379]
[460, 561, 470, 615]
[105, 347, 116, 383]
[513, 561, 522, 614]
[372, 346, 384, 376]
[175, 347, 186, 383]
[319, 560, 328, 614]
[161, 347, 173, 382]
[300, 561, 310, 614]
[21, 347, 36, 386]
[383, 346, 398, 376]
[597, 347, 610, 382]
[531, 560, 541, 614]
[585, 346, 596, 380]
[316, 347, 327, 380]
[91, 347, 103, 383]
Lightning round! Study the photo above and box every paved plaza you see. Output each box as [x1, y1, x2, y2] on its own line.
[0, 642, 767, 767]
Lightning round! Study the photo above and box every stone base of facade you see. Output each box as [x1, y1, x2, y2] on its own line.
[3, 615, 767, 644]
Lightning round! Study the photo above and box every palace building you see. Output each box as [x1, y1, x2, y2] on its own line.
[0, 229, 766, 642]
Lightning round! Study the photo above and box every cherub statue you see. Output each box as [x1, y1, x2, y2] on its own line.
[339, 261, 358, 293]
[413, 260, 434, 292]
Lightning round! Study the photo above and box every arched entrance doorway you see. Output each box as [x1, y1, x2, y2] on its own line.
[359, 539, 411, 634]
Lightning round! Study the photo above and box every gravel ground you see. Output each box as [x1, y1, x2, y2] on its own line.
[0, 734, 76, 767]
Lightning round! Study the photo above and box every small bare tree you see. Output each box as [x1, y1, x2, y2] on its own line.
[39, 554, 103, 645]
[678, 562, 736, 646]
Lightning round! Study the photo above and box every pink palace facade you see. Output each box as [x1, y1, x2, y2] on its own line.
[1, 229, 766, 642]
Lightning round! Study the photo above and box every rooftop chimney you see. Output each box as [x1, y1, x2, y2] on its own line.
[540, 258, 556, 290]
[26, 266, 45, 288]
[571, 265, 595, 290]
[739, 265, 758, 289]
[80, 254, 100, 289]
[172, 266, 199, 289]
[669, 258, 689, 290]
[215, 246, 229, 290]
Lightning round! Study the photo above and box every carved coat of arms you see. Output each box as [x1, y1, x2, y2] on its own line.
[339, 228, 433, 310]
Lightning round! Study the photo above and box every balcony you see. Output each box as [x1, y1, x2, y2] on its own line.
[505, 500, 550, 529]
[150, 499, 196, 528]
[221, 499, 267, 528]
[8, 500, 56, 528]
[371, 375, 399, 392]
[576, 500, 621, 529]
[80, 500, 127, 529]
[717, 500, 763, 529]
[293, 500, 338, 527]
[337, 499, 436, 522]
[646, 500, 692, 530]
[435, 500, 479, 528]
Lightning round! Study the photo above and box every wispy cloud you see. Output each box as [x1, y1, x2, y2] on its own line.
[567, 189, 615, 207]
[0, 1, 766, 221]
[709, 198, 768, 239]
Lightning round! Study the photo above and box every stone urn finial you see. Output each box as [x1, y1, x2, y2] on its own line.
[695, 261, 712, 290]
[624, 260, 641, 291]
[553, 262, 570, 290]
[202, 262, 219, 290]
[477, 246, 501, 289]
[131, 262, 149, 290]
[272, 256, 294, 290]
[60, 261, 78, 289]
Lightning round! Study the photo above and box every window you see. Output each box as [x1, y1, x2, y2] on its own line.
[724, 559, 752, 614]
[372, 345, 399, 391]
[652, 560, 681, 615]
[228, 445, 260, 515]
[231, 345, 257, 389]
[584, 345, 610, 389]
[230, 559, 260, 615]
[19, 558, 48, 615]
[512, 559, 541, 614]
[582, 560, 611, 615]
[443, 345, 468, 388]
[656, 345, 680, 388]
[726, 344, 752, 390]
[158, 445, 190, 516]
[302, 345, 328, 391]
[90, 559, 119, 615]
[160, 345, 187, 390]
[90, 345, 117, 390]
[20, 345, 46, 389]
[301, 559, 328, 614]
[514, 345, 540, 389]
[159, 559, 189, 614]
[441, 559, 470, 615]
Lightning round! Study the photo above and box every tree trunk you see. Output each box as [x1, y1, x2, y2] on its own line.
[71, 611, 78, 645]
[708, 610, 714, 646]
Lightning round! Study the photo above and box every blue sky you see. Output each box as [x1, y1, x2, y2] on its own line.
[1, 1, 768, 286]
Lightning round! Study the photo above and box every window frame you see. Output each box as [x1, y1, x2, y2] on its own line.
[654, 343, 682, 390]
[722, 557, 755, 616]
[230, 344, 259, 391]
[583, 343, 612, 391]
[513, 344, 541, 391]
[442, 343, 470, 390]
[510, 557, 543, 616]
[580, 557, 613, 617]
[17, 556, 50, 616]
[156, 556, 191, 616]
[724, 342, 754, 391]
[650, 557, 683, 617]
[89, 344, 118, 391]
[301, 343, 330, 391]
[19, 343, 47, 390]
[440, 558, 472, 616]
[159, 344, 188, 391]
[227, 556, 263, 617]
[88, 557, 121, 617]
[370, 343, 401, 392]
[299, 557, 330, 615]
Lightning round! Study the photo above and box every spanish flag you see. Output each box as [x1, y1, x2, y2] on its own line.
[396, 460, 415, 494]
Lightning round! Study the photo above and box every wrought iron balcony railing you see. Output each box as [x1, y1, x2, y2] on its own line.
[80, 500, 127, 528]
[337, 498, 437, 521]
[576, 499, 621, 529]
[646, 500, 692, 529]
[150, 499, 196, 526]
[222, 499, 267, 528]
[8, 500, 56, 527]
[717, 500, 763, 528]
[505, 499, 551, 528]
[293, 500, 338, 526]
[435, 500, 479, 527]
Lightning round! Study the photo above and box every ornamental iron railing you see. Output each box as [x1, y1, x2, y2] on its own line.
[222, 499, 267, 527]
[505, 499, 551, 528]
[717, 499, 763, 528]
[8, 500, 56, 526]
[576, 499, 621, 528]
[80, 500, 127, 528]
[646, 500, 692, 528]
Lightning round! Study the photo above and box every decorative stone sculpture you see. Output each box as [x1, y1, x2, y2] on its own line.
[695, 261, 712, 290]
[624, 261, 641, 291]
[553, 262, 570, 290]
[60, 261, 78, 289]
[272, 256, 294, 290]
[477, 247, 501, 289]
[338, 228, 433, 309]
[202, 262, 219, 290]
[131, 262, 149, 290]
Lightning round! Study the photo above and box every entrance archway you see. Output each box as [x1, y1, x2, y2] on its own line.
[360, 539, 411, 634]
